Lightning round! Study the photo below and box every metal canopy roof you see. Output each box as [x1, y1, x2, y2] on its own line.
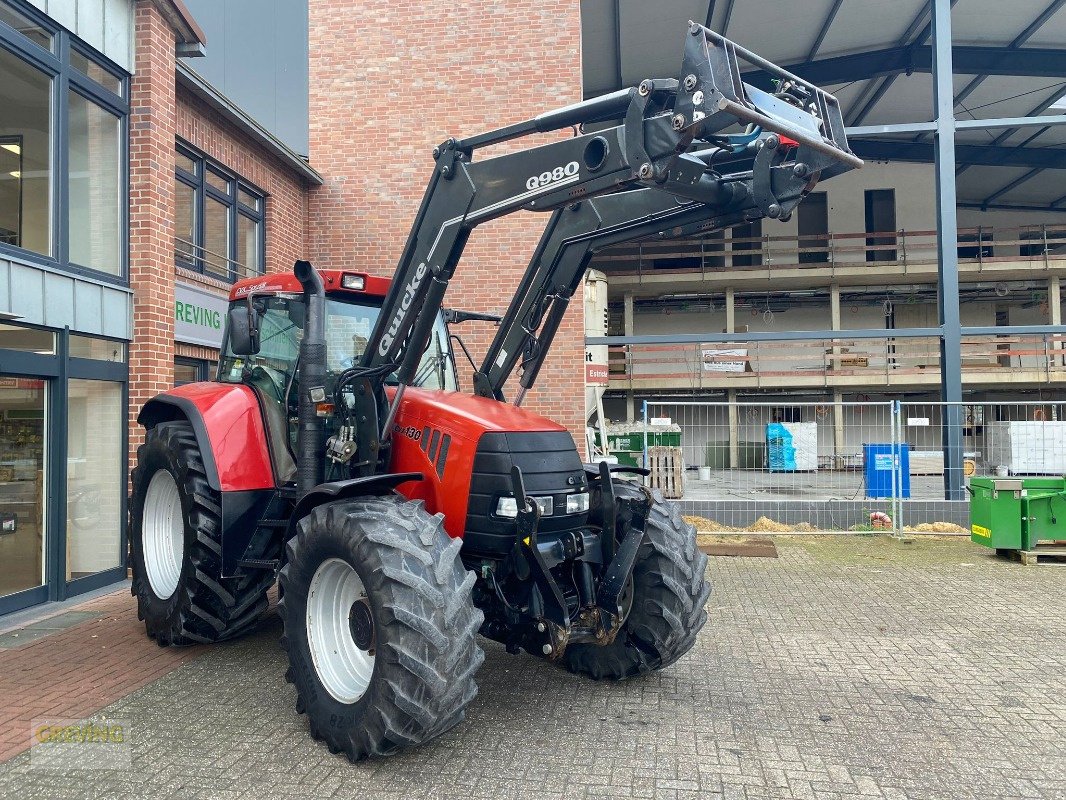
[581, 0, 1066, 211]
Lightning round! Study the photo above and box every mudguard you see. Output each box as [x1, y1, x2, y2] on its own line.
[285, 473, 424, 540]
[137, 383, 275, 492]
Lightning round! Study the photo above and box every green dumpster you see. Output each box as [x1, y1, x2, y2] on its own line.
[969, 476, 1066, 550]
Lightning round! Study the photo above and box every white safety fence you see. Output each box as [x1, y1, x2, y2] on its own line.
[621, 399, 1066, 534]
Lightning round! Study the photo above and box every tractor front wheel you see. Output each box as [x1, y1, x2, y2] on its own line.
[279, 496, 484, 760]
[562, 487, 711, 679]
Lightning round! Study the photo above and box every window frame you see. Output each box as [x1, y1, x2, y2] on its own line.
[174, 355, 216, 386]
[175, 141, 266, 283]
[0, 0, 129, 285]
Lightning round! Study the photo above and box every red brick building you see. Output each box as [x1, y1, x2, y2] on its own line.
[306, 0, 587, 444]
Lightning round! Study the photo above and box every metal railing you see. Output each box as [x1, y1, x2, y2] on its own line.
[595, 223, 1066, 275]
[627, 399, 1066, 535]
[175, 237, 263, 283]
[609, 333, 1066, 390]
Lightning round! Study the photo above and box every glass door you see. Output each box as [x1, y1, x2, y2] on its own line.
[0, 375, 47, 599]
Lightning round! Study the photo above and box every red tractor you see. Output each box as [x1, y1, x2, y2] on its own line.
[130, 24, 859, 760]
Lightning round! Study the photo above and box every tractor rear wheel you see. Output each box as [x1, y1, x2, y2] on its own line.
[279, 496, 484, 760]
[562, 487, 711, 679]
[130, 421, 276, 645]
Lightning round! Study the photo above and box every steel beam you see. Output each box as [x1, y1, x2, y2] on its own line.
[805, 0, 844, 62]
[959, 202, 1066, 213]
[955, 114, 1066, 131]
[931, 0, 964, 501]
[586, 325, 1066, 347]
[746, 45, 1066, 88]
[721, 0, 735, 36]
[846, 0, 958, 127]
[847, 122, 937, 137]
[851, 139, 1065, 170]
[586, 328, 945, 346]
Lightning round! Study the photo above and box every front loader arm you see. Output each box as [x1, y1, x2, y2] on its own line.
[471, 188, 755, 403]
[344, 22, 859, 475]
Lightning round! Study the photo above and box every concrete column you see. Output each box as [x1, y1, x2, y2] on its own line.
[830, 283, 841, 373]
[1050, 276, 1061, 325]
[1050, 275, 1061, 365]
[726, 289, 739, 466]
[728, 389, 739, 468]
[624, 293, 635, 421]
[832, 390, 845, 458]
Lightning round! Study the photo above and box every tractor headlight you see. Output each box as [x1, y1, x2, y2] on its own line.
[565, 491, 590, 514]
[495, 496, 553, 518]
[341, 273, 366, 290]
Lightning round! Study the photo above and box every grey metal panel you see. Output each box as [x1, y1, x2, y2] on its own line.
[273, 0, 309, 155]
[76, 0, 106, 55]
[0, 250, 130, 338]
[24, 0, 134, 70]
[40, 1, 77, 32]
[73, 280, 103, 330]
[43, 272, 76, 329]
[102, 0, 132, 70]
[99, 287, 129, 339]
[181, 0, 309, 155]
[0, 257, 10, 315]
[10, 262, 45, 323]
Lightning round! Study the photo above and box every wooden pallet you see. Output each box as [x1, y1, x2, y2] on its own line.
[999, 545, 1066, 566]
[647, 445, 684, 499]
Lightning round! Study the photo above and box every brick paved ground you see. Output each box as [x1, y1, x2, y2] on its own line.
[0, 589, 203, 764]
[1, 536, 1063, 799]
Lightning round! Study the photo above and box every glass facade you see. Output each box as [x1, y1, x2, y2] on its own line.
[0, 5, 130, 614]
[0, 0, 128, 280]
[68, 90, 122, 274]
[0, 323, 128, 614]
[0, 46, 51, 255]
[66, 380, 122, 580]
[0, 377, 46, 598]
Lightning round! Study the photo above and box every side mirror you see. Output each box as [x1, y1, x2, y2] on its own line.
[228, 305, 260, 355]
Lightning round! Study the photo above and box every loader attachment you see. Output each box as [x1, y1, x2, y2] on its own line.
[674, 22, 859, 174]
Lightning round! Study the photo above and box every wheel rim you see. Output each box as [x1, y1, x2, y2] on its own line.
[306, 558, 376, 704]
[142, 469, 184, 600]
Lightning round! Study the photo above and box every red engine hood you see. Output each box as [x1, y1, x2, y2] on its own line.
[391, 388, 568, 434]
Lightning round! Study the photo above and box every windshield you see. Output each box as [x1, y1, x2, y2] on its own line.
[219, 295, 458, 392]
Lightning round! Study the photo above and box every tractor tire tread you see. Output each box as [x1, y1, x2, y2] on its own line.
[131, 421, 274, 646]
[561, 487, 710, 680]
[279, 495, 484, 761]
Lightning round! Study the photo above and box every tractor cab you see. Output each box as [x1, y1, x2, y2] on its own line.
[219, 270, 458, 483]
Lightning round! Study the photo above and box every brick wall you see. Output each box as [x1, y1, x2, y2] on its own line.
[307, 0, 588, 453]
[128, 0, 312, 459]
[128, 1, 178, 457]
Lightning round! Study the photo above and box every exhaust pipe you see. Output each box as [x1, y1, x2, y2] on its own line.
[294, 260, 326, 492]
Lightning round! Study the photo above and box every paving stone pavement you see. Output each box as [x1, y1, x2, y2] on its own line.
[1, 536, 1063, 799]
